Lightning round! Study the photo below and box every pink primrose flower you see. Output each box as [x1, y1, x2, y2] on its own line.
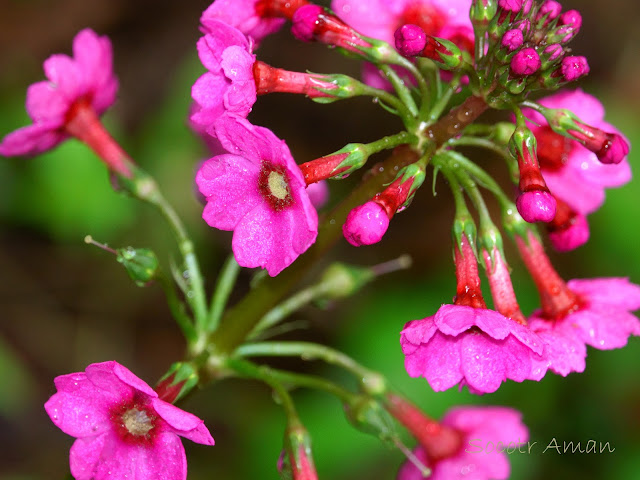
[201, 0, 285, 46]
[401, 304, 544, 394]
[397, 406, 529, 480]
[44, 361, 214, 480]
[0, 28, 117, 157]
[196, 114, 318, 276]
[530, 278, 640, 351]
[525, 89, 632, 215]
[191, 20, 257, 128]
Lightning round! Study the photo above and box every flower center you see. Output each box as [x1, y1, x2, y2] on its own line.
[535, 125, 574, 171]
[122, 408, 154, 436]
[110, 398, 159, 445]
[258, 160, 294, 211]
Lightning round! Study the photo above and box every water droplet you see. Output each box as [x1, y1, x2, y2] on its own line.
[183, 270, 190, 279]
[329, 219, 336, 225]
[187, 291, 195, 298]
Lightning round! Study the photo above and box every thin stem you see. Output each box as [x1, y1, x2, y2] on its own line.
[393, 55, 430, 102]
[235, 341, 384, 390]
[157, 273, 197, 344]
[453, 164, 492, 228]
[207, 255, 241, 333]
[249, 283, 328, 339]
[429, 72, 463, 122]
[358, 83, 411, 119]
[225, 357, 352, 402]
[224, 357, 298, 419]
[364, 131, 417, 155]
[448, 136, 519, 182]
[433, 155, 470, 218]
[442, 150, 513, 211]
[148, 189, 208, 329]
[380, 65, 418, 118]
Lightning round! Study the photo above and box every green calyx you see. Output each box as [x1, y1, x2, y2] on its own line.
[117, 246, 159, 287]
[344, 394, 397, 444]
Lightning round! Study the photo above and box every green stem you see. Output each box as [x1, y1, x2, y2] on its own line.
[249, 283, 328, 339]
[225, 357, 352, 402]
[442, 150, 513, 210]
[453, 164, 492, 227]
[157, 273, 197, 344]
[207, 254, 241, 333]
[224, 357, 298, 418]
[429, 73, 463, 122]
[235, 341, 385, 393]
[380, 65, 418, 118]
[148, 190, 208, 329]
[358, 83, 412, 119]
[448, 136, 518, 182]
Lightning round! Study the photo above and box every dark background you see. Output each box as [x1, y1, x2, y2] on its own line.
[1, 1, 639, 479]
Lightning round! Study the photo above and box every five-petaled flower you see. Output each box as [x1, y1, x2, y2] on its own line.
[0, 28, 118, 158]
[196, 114, 318, 276]
[44, 361, 214, 480]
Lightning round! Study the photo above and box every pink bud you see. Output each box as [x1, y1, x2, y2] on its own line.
[559, 10, 582, 30]
[502, 29, 524, 52]
[537, 1, 562, 21]
[548, 212, 590, 252]
[394, 24, 427, 57]
[511, 48, 541, 76]
[561, 55, 589, 81]
[597, 133, 629, 165]
[543, 43, 564, 62]
[343, 201, 389, 246]
[291, 4, 324, 42]
[516, 191, 557, 223]
[499, 0, 523, 13]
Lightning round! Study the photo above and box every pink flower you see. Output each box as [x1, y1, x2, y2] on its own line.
[331, 0, 473, 49]
[401, 304, 544, 394]
[191, 21, 257, 128]
[524, 89, 632, 215]
[530, 278, 640, 351]
[343, 201, 390, 246]
[0, 28, 118, 157]
[44, 361, 214, 480]
[201, 0, 285, 46]
[397, 406, 528, 480]
[306, 180, 329, 209]
[196, 114, 318, 276]
[528, 317, 586, 377]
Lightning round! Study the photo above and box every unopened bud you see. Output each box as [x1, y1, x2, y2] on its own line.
[343, 201, 389, 246]
[116, 246, 159, 287]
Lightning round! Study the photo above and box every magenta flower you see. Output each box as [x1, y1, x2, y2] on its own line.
[196, 114, 318, 276]
[397, 406, 529, 480]
[528, 317, 586, 377]
[530, 278, 640, 351]
[401, 304, 544, 393]
[201, 0, 285, 46]
[191, 20, 257, 128]
[0, 28, 118, 157]
[525, 89, 632, 215]
[332, 0, 472, 48]
[44, 361, 214, 480]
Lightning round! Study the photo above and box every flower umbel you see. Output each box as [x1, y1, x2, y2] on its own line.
[44, 361, 214, 480]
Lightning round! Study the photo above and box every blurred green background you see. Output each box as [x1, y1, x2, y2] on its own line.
[0, 0, 639, 479]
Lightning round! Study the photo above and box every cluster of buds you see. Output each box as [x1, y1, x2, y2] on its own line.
[481, 0, 589, 103]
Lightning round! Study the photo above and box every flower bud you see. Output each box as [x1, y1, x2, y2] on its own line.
[155, 362, 199, 403]
[344, 395, 397, 443]
[516, 190, 556, 223]
[547, 199, 590, 252]
[394, 24, 427, 57]
[343, 202, 389, 246]
[537, 0, 562, 23]
[511, 47, 541, 76]
[561, 55, 589, 81]
[502, 29, 524, 52]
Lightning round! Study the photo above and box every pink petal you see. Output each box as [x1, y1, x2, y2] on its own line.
[152, 399, 215, 445]
[286, 190, 318, 255]
[232, 202, 297, 276]
[201, 0, 284, 44]
[25, 81, 68, 123]
[568, 278, 640, 311]
[0, 122, 64, 157]
[433, 451, 510, 480]
[191, 73, 227, 122]
[400, 317, 439, 347]
[539, 88, 605, 124]
[529, 319, 586, 377]
[459, 334, 530, 393]
[72, 29, 113, 92]
[196, 154, 261, 230]
[69, 434, 106, 480]
[406, 332, 463, 392]
[43, 54, 84, 101]
[221, 46, 256, 116]
[543, 164, 605, 214]
[435, 305, 511, 340]
[45, 373, 113, 438]
[87, 432, 187, 480]
[111, 362, 158, 397]
[568, 307, 640, 350]
[213, 114, 278, 165]
[569, 145, 632, 189]
[331, 0, 395, 43]
[91, 76, 119, 116]
[444, 406, 529, 446]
